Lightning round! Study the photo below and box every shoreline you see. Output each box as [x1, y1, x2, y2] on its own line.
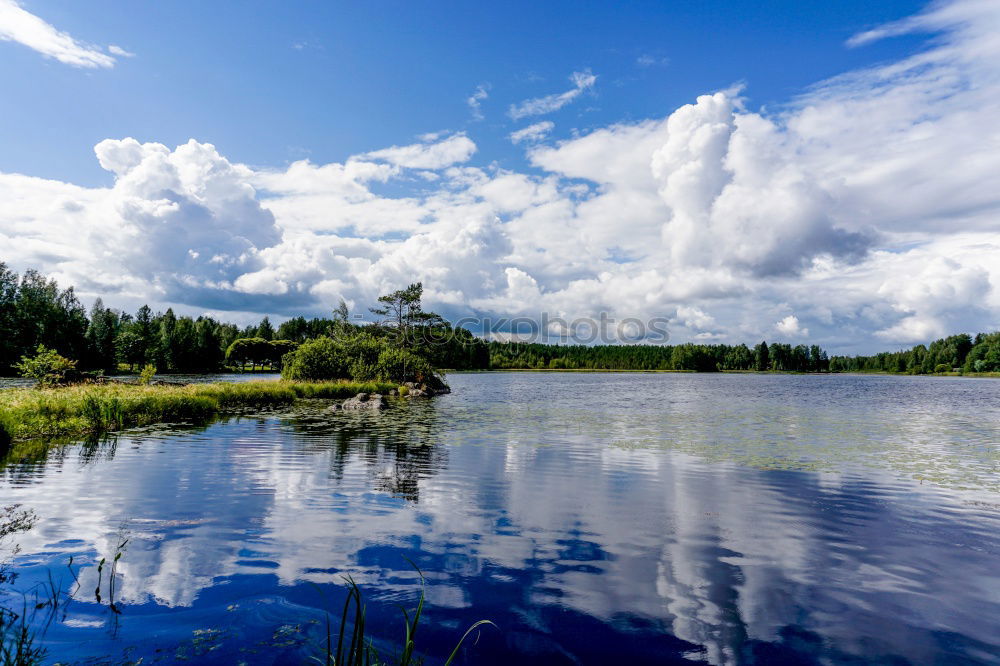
[0, 379, 398, 446]
[446, 368, 1000, 378]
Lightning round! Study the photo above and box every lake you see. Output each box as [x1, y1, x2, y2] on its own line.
[1, 372, 998, 664]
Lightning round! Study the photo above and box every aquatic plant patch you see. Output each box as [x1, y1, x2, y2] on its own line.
[0, 380, 398, 443]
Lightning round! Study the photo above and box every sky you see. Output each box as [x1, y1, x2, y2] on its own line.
[1, 0, 998, 353]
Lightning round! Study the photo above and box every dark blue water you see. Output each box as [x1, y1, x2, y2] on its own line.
[1, 373, 998, 664]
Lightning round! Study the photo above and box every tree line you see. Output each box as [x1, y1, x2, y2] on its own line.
[486, 340, 830, 372]
[0, 263, 489, 375]
[3, 262, 998, 377]
[829, 332, 1000, 374]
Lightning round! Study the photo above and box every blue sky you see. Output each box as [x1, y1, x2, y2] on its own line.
[2, 0, 926, 184]
[2, 0, 999, 352]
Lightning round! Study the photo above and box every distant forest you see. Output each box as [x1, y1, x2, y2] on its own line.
[487, 340, 827, 372]
[828, 332, 1000, 374]
[1, 263, 997, 376]
[489, 333, 1000, 374]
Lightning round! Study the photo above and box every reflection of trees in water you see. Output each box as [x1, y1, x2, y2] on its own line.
[0, 421, 221, 487]
[0, 503, 36, 586]
[0, 437, 82, 486]
[0, 398, 448, 500]
[282, 400, 447, 503]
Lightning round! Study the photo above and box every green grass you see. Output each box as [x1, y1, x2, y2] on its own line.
[0, 380, 397, 444]
[318, 562, 494, 666]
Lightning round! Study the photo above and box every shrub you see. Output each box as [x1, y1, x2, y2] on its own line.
[281, 333, 448, 388]
[344, 337, 385, 382]
[13, 345, 78, 387]
[934, 363, 951, 374]
[138, 364, 157, 385]
[375, 347, 434, 384]
[281, 337, 350, 381]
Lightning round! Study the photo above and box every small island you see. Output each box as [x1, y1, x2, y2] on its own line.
[0, 280, 455, 446]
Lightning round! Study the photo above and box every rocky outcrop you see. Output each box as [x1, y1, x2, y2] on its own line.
[333, 392, 388, 410]
[400, 381, 451, 398]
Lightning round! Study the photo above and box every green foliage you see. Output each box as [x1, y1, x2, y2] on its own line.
[671, 344, 718, 372]
[138, 364, 157, 385]
[283, 334, 442, 385]
[754, 341, 770, 372]
[226, 337, 260, 369]
[487, 339, 829, 373]
[831, 331, 1000, 375]
[0, 265, 87, 374]
[226, 338, 296, 371]
[85, 298, 119, 373]
[114, 331, 145, 371]
[344, 336, 385, 382]
[0, 380, 395, 443]
[369, 282, 444, 350]
[256, 316, 275, 341]
[317, 563, 495, 666]
[269, 340, 298, 369]
[375, 347, 435, 384]
[0, 265, 490, 376]
[13, 345, 77, 387]
[282, 337, 350, 381]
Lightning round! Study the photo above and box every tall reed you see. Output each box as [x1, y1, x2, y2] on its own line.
[319, 564, 495, 666]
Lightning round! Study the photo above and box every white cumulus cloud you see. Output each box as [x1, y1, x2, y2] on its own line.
[2, 0, 1000, 350]
[776, 315, 809, 338]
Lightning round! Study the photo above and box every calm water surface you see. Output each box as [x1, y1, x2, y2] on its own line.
[1, 373, 998, 664]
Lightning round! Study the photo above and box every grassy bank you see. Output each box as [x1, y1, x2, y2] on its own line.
[0, 380, 397, 444]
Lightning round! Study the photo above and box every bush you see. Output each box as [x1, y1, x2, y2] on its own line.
[934, 363, 951, 374]
[344, 337, 385, 382]
[375, 347, 434, 384]
[138, 363, 157, 385]
[281, 334, 447, 387]
[281, 337, 350, 381]
[13, 345, 78, 387]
